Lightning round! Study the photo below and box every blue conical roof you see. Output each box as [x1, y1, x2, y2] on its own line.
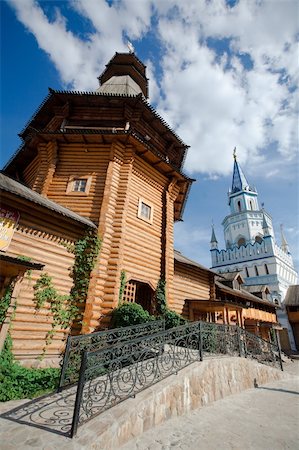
[210, 226, 218, 243]
[231, 158, 250, 193]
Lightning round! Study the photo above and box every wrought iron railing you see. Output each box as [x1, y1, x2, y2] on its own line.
[242, 329, 283, 370]
[200, 322, 241, 356]
[70, 321, 251, 436]
[58, 320, 165, 390]
[1, 321, 282, 439]
[70, 321, 202, 436]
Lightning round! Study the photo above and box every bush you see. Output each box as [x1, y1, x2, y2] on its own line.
[110, 302, 155, 328]
[0, 335, 60, 402]
[162, 309, 186, 329]
[155, 279, 167, 314]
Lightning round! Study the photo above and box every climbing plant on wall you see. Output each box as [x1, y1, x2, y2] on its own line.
[155, 278, 167, 314]
[33, 229, 101, 353]
[155, 278, 186, 329]
[70, 229, 101, 323]
[0, 283, 15, 326]
[118, 270, 126, 305]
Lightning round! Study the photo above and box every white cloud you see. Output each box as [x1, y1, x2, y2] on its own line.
[7, 0, 299, 177]
[174, 222, 211, 267]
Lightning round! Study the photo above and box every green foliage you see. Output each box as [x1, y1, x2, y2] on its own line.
[155, 278, 186, 329]
[162, 309, 186, 330]
[0, 284, 14, 325]
[118, 270, 126, 305]
[16, 255, 32, 262]
[0, 334, 59, 402]
[202, 326, 218, 353]
[111, 302, 155, 328]
[33, 273, 71, 330]
[155, 278, 167, 314]
[33, 273, 73, 351]
[70, 230, 101, 312]
[32, 230, 101, 353]
[33, 273, 58, 310]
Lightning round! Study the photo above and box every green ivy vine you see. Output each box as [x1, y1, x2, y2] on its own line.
[155, 278, 167, 314]
[33, 273, 72, 353]
[70, 230, 101, 323]
[0, 283, 15, 326]
[33, 229, 101, 354]
[33, 231, 101, 354]
[118, 270, 126, 305]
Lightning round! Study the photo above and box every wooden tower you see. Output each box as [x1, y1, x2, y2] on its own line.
[4, 52, 193, 332]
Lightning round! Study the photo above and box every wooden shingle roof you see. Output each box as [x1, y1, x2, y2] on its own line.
[284, 285, 299, 306]
[0, 172, 96, 229]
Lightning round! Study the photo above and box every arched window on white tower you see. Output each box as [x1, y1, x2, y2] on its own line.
[254, 265, 259, 276]
[237, 200, 241, 212]
[237, 237, 246, 247]
[245, 267, 249, 277]
[264, 264, 269, 275]
[249, 200, 253, 210]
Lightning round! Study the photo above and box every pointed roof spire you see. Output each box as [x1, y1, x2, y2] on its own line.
[231, 147, 250, 193]
[280, 224, 290, 253]
[210, 223, 218, 249]
[262, 212, 270, 236]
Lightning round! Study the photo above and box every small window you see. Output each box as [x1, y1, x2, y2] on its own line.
[245, 267, 249, 277]
[264, 264, 269, 275]
[66, 175, 92, 195]
[255, 235, 263, 244]
[237, 200, 241, 212]
[254, 265, 259, 276]
[138, 198, 153, 223]
[73, 179, 87, 192]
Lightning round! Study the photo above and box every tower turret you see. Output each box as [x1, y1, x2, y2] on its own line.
[210, 148, 298, 351]
[280, 224, 290, 254]
[262, 212, 271, 237]
[97, 52, 149, 98]
[228, 148, 258, 215]
[210, 225, 218, 249]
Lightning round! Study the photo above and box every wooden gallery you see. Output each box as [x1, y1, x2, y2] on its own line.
[0, 53, 278, 366]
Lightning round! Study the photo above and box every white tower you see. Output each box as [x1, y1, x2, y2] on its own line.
[210, 150, 298, 350]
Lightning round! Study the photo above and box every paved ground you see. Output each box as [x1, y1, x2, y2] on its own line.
[0, 359, 298, 450]
[120, 360, 299, 450]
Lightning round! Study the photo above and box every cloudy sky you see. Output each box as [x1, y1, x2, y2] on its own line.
[1, 0, 298, 270]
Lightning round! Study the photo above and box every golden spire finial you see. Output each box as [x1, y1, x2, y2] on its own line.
[233, 147, 237, 160]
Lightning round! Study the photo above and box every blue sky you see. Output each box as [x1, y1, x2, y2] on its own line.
[1, 0, 298, 270]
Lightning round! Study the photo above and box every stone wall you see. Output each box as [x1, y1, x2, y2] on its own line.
[73, 357, 292, 449]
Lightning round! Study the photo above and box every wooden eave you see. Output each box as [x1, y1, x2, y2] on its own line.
[99, 52, 147, 81]
[4, 90, 189, 177]
[0, 252, 44, 271]
[19, 128, 194, 221]
[215, 281, 277, 310]
[174, 252, 218, 276]
[1, 181, 96, 231]
[185, 299, 244, 310]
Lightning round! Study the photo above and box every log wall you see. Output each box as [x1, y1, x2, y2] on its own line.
[173, 262, 211, 317]
[46, 143, 110, 224]
[1, 194, 86, 366]
[82, 146, 176, 331]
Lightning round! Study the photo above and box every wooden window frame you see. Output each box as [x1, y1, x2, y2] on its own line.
[137, 198, 154, 224]
[66, 175, 92, 196]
